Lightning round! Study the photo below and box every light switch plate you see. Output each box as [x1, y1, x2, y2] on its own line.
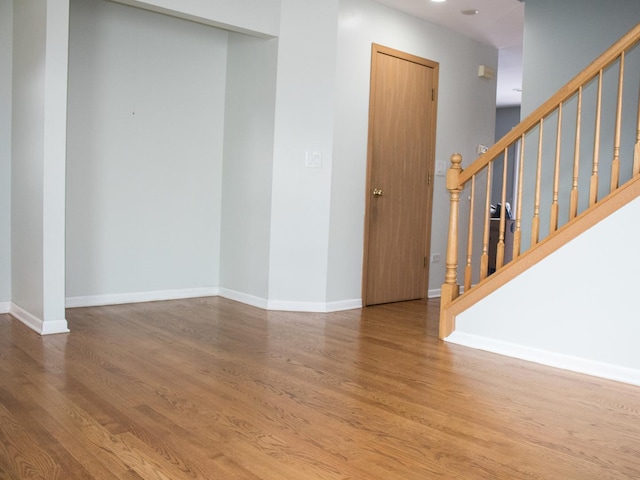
[305, 151, 322, 168]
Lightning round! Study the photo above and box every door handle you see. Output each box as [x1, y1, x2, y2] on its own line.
[373, 188, 384, 197]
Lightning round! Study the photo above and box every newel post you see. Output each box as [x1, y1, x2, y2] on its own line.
[439, 153, 463, 339]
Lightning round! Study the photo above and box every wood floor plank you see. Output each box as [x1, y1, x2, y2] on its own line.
[1, 298, 640, 479]
[0, 400, 65, 479]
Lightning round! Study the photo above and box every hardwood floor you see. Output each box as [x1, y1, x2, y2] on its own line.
[1, 297, 639, 479]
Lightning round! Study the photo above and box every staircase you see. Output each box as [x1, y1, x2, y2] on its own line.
[439, 23, 640, 339]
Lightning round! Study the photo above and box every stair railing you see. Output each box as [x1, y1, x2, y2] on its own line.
[440, 22, 640, 339]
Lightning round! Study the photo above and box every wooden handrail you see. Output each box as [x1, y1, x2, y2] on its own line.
[440, 22, 640, 339]
[458, 22, 640, 186]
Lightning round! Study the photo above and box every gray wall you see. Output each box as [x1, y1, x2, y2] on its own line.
[491, 106, 521, 205]
[495, 106, 521, 141]
[518, 0, 640, 251]
[66, 0, 225, 299]
[0, 0, 11, 306]
[11, 0, 69, 331]
[220, 33, 277, 301]
[266, 0, 340, 307]
[522, 0, 640, 117]
[12, 0, 46, 319]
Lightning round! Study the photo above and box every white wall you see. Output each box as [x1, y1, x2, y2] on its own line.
[220, 33, 278, 303]
[451, 194, 640, 385]
[327, 0, 498, 301]
[11, 0, 69, 334]
[0, 0, 12, 308]
[66, 0, 225, 301]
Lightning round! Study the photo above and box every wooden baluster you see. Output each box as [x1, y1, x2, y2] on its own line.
[590, 70, 602, 206]
[634, 78, 640, 176]
[611, 52, 624, 192]
[570, 87, 582, 220]
[513, 134, 525, 258]
[550, 103, 563, 233]
[480, 162, 493, 281]
[496, 149, 508, 270]
[531, 119, 544, 246]
[440, 153, 463, 339]
[464, 175, 476, 293]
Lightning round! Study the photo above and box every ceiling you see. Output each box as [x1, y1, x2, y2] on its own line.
[373, 0, 525, 106]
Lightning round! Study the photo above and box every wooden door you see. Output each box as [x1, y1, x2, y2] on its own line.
[363, 45, 438, 306]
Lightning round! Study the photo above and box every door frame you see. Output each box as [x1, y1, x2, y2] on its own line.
[362, 44, 439, 306]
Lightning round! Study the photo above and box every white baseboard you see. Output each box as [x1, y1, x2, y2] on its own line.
[218, 289, 361, 313]
[0, 302, 9, 314]
[218, 288, 268, 309]
[267, 299, 326, 312]
[325, 298, 362, 312]
[267, 298, 361, 313]
[446, 331, 640, 387]
[9, 303, 69, 335]
[427, 288, 441, 298]
[66, 287, 361, 314]
[428, 285, 469, 299]
[66, 287, 219, 308]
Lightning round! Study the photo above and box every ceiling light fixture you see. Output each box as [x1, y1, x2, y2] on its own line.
[461, 9, 479, 15]
[430, 0, 447, 3]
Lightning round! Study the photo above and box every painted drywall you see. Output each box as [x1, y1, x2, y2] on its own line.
[109, 0, 280, 38]
[220, 33, 278, 302]
[517, 0, 640, 253]
[66, 0, 224, 299]
[11, 0, 46, 319]
[452, 194, 640, 382]
[266, 0, 340, 306]
[0, 0, 11, 305]
[42, 0, 70, 329]
[327, 0, 499, 301]
[11, 0, 69, 333]
[495, 106, 521, 140]
[522, 0, 640, 118]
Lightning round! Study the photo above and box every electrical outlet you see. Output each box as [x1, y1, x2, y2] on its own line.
[431, 253, 441, 263]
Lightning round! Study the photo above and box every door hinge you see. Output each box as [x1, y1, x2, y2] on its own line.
[432, 88, 435, 101]
[428, 173, 432, 185]
[424, 256, 428, 268]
